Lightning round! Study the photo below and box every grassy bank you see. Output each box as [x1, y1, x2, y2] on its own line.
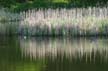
[18, 8, 108, 36]
[0, 7, 108, 36]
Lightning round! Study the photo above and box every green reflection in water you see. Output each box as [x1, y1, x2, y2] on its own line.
[0, 37, 46, 71]
[0, 37, 108, 71]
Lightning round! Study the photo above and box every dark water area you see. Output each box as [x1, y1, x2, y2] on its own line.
[0, 36, 108, 71]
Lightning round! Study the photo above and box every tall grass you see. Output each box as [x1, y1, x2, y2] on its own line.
[0, 7, 108, 36]
[19, 7, 108, 36]
[0, 8, 20, 22]
[0, 8, 20, 35]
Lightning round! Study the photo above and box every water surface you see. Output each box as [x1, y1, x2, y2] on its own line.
[0, 36, 108, 71]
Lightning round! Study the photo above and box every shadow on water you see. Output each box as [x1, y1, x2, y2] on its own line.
[0, 36, 108, 71]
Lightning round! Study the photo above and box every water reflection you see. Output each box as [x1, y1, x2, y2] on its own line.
[0, 37, 108, 71]
[20, 37, 108, 62]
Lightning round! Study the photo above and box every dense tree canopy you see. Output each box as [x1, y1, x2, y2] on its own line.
[0, 0, 108, 10]
[68, 0, 108, 6]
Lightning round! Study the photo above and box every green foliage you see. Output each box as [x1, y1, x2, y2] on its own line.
[68, 0, 108, 7]
[0, 0, 108, 11]
[0, 0, 16, 7]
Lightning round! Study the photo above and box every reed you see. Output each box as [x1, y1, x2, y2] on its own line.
[0, 7, 108, 36]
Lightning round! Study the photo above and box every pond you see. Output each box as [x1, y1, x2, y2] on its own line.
[0, 36, 108, 71]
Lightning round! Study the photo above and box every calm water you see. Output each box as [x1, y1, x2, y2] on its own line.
[0, 36, 108, 71]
